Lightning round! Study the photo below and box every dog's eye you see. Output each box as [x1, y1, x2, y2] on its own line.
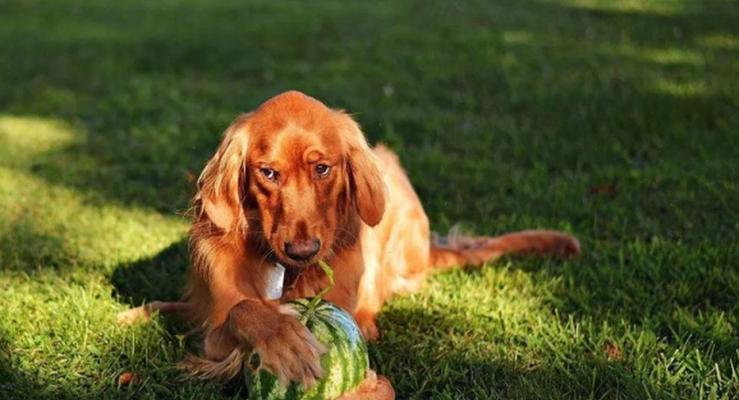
[259, 167, 278, 181]
[315, 163, 330, 177]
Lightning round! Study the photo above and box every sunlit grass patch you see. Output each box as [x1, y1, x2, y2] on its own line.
[652, 78, 708, 97]
[556, 0, 687, 16]
[502, 31, 533, 45]
[0, 166, 187, 272]
[0, 116, 78, 166]
[643, 48, 705, 66]
[607, 45, 706, 68]
[0, 115, 188, 272]
[698, 33, 739, 50]
[0, 271, 212, 399]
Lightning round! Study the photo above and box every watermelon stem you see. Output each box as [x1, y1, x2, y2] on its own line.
[302, 261, 335, 322]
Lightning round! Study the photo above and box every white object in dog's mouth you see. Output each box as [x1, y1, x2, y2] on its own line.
[264, 262, 285, 300]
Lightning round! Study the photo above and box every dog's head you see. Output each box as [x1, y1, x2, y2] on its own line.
[195, 91, 385, 267]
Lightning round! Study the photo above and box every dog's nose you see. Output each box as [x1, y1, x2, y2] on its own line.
[284, 239, 321, 261]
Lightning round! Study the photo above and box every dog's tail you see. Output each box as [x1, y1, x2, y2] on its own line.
[429, 226, 580, 270]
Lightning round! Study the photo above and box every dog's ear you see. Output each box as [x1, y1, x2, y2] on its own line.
[196, 114, 251, 232]
[341, 114, 386, 227]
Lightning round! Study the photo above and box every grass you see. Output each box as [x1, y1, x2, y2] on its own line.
[0, 0, 737, 398]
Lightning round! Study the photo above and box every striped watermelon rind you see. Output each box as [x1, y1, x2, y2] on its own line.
[245, 298, 369, 400]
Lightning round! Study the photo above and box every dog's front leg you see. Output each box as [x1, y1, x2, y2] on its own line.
[224, 298, 327, 386]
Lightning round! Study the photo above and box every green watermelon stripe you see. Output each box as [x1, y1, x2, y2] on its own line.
[315, 311, 349, 397]
[325, 307, 367, 391]
[284, 381, 301, 400]
[324, 319, 353, 394]
[303, 325, 332, 400]
[256, 369, 280, 400]
[306, 322, 331, 400]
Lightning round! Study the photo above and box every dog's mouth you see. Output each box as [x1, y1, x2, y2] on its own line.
[274, 252, 317, 268]
[266, 238, 327, 288]
[274, 254, 326, 291]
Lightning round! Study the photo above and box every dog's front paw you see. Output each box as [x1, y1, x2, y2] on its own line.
[246, 305, 327, 386]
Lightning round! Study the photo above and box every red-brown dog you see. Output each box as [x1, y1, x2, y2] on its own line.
[119, 91, 579, 399]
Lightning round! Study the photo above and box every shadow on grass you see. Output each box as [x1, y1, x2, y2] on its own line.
[111, 239, 189, 306]
[0, 223, 70, 273]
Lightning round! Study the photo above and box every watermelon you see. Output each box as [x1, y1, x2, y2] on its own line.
[245, 298, 369, 400]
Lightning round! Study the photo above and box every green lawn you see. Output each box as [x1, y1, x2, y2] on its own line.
[1, 0, 737, 398]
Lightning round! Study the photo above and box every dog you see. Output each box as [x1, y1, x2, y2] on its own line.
[118, 91, 579, 399]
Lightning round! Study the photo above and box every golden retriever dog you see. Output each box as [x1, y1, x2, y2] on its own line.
[118, 91, 579, 399]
